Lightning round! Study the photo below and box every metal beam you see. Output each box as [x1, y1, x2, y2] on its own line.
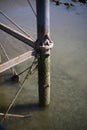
[0, 22, 35, 48]
[0, 50, 35, 73]
[36, 0, 50, 107]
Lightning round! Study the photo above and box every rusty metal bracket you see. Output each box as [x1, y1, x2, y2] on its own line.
[35, 34, 53, 52]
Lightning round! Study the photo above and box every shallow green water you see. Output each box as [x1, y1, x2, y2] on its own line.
[0, 0, 87, 130]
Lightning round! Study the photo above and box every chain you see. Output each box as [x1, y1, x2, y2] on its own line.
[0, 57, 38, 123]
[19, 57, 38, 84]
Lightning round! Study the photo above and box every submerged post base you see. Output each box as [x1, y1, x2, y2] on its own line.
[38, 53, 50, 107]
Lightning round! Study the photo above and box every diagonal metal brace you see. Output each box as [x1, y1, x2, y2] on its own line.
[0, 50, 35, 73]
[0, 22, 35, 48]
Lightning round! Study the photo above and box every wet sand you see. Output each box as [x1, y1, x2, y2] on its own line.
[0, 0, 87, 130]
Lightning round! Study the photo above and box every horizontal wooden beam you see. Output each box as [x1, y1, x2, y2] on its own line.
[0, 50, 35, 73]
[0, 22, 35, 48]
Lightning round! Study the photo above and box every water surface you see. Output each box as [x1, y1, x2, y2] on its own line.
[0, 0, 87, 130]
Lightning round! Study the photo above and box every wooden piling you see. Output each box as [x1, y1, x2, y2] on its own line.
[36, 0, 51, 107]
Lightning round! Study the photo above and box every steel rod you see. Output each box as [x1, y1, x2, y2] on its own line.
[0, 10, 34, 40]
[0, 42, 17, 75]
[0, 22, 35, 48]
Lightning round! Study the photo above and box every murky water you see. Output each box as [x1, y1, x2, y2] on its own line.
[0, 0, 87, 130]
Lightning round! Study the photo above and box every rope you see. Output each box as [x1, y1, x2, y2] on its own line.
[27, 0, 37, 17]
[0, 58, 38, 123]
[0, 10, 34, 41]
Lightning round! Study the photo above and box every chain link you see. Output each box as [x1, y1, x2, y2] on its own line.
[0, 57, 38, 123]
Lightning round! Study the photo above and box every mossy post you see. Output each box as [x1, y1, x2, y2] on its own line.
[36, 0, 51, 107]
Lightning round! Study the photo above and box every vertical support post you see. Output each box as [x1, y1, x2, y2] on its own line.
[0, 55, 1, 64]
[36, 0, 50, 107]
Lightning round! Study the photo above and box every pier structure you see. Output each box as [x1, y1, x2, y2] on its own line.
[0, 0, 53, 107]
